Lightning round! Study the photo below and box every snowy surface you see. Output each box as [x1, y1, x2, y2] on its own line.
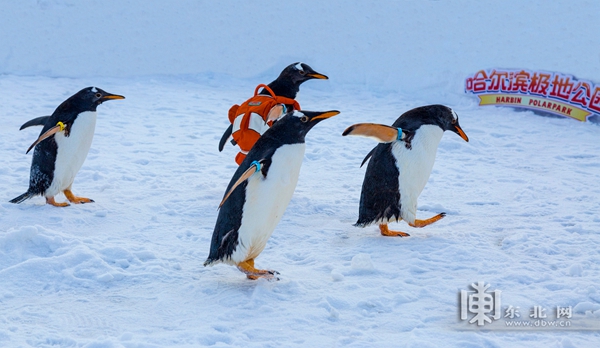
[1, 1, 600, 347]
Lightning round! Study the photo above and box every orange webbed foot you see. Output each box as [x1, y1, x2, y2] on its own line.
[408, 213, 446, 228]
[64, 189, 94, 204]
[379, 224, 410, 237]
[46, 197, 70, 207]
[237, 259, 280, 281]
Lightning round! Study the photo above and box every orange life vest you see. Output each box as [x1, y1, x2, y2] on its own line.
[228, 84, 300, 165]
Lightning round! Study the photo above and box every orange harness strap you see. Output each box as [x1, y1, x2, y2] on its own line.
[230, 84, 302, 165]
[254, 84, 301, 111]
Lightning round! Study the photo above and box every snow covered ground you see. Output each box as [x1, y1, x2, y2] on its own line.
[1, 1, 600, 347]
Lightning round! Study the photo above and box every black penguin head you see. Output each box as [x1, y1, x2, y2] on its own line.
[435, 106, 469, 142]
[280, 62, 329, 85]
[294, 109, 339, 129]
[269, 109, 340, 143]
[397, 105, 469, 142]
[63, 87, 125, 113]
[266, 63, 328, 99]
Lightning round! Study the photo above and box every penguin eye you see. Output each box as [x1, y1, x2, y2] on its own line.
[95, 93, 102, 98]
[299, 70, 306, 76]
[300, 116, 309, 123]
[451, 118, 457, 125]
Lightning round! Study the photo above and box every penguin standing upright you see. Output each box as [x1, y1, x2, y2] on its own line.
[10, 87, 125, 206]
[205, 109, 340, 280]
[218, 62, 328, 163]
[343, 105, 469, 236]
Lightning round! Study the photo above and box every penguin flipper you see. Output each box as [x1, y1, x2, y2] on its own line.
[344, 123, 413, 167]
[26, 123, 64, 154]
[218, 124, 233, 152]
[9, 192, 34, 204]
[19, 116, 51, 130]
[342, 123, 406, 143]
[219, 159, 267, 208]
[360, 147, 376, 168]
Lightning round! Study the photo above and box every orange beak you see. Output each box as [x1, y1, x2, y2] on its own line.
[101, 94, 125, 101]
[311, 110, 340, 121]
[454, 124, 469, 142]
[307, 73, 329, 80]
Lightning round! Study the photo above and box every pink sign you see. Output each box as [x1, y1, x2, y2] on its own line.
[465, 69, 600, 122]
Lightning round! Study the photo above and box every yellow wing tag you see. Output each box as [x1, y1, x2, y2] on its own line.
[26, 122, 67, 154]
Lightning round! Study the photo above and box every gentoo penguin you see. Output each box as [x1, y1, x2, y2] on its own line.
[205, 109, 340, 280]
[342, 105, 469, 237]
[258, 62, 328, 101]
[218, 62, 328, 151]
[10, 87, 125, 206]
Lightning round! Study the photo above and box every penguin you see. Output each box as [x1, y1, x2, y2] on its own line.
[205, 109, 340, 280]
[258, 62, 329, 102]
[218, 62, 328, 151]
[10, 87, 125, 206]
[342, 104, 469, 237]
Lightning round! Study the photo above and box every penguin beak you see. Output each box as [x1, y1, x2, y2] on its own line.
[453, 124, 469, 142]
[101, 93, 125, 101]
[306, 72, 329, 80]
[310, 110, 340, 121]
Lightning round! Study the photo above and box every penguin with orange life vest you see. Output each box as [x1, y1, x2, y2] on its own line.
[218, 62, 328, 165]
[343, 105, 469, 237]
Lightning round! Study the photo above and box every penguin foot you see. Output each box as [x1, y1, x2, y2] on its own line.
[246, 271, 280, 281]
[64, 190, 95, 204]
[379, 224, 410, 237]
[408, 213, 446, 228]
[46, 197, 70, 207]
[237, 259, 280, 281]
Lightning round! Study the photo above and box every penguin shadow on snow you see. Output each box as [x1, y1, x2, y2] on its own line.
[342, 104, 469, 238]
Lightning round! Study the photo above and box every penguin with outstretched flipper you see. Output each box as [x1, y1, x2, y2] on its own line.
[10, 87, 125, 206]
[343, 105, 469, 237]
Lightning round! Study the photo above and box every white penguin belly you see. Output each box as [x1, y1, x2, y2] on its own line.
[46, 111, 97, 197]
[392, 125, 443, 224]
[229, 143, 306, 264]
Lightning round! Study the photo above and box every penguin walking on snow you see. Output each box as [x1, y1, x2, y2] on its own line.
[205, 109, 340, 280]
[218, 62, 329, 155]
[342, 105, 469, 237]
[10, 87, 125, 206]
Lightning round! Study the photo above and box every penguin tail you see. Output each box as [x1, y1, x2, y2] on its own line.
[353, 216, 377, 228]
[203, 258, 216, 267]
[9, 192, 34, 204]
[353, 221, 369, 228]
